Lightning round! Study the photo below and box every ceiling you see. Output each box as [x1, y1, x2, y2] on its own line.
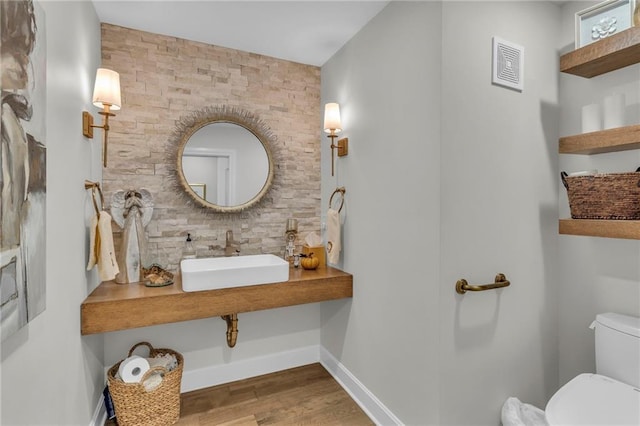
[91, 1, 391, 67]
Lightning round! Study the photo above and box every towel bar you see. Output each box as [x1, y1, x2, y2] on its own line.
[455, 273, 510, 294]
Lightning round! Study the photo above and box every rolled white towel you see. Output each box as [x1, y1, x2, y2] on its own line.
[143, 373, 163, 391]
[147, 353, 177, 372]
[142, 354, 177, 391]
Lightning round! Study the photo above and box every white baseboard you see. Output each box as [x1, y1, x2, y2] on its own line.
[320, 346, 402, 426]
[181, 345, 320, 392]
[90, 345, 400, 426]
[89, 389, 107, 426]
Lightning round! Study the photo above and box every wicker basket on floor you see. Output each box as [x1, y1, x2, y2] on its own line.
[561, 169, 640, 220]
[107, 342, 183, 426]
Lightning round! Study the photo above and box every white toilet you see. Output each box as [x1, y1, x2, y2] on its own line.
[545, 313, 640, 425]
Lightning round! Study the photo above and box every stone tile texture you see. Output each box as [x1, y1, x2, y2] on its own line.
[100, 24, 321, 271]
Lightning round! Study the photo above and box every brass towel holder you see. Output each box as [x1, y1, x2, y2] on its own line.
[456, 273, 510, 294]
[84, 180, 105, 216]
[329, 187, 346, 212]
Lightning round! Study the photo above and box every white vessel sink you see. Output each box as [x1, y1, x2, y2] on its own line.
[180, 254, 290, 292]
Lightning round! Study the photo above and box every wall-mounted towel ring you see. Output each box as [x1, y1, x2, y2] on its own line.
[329, 187, 346, 213]
[85, 180, 104, 216]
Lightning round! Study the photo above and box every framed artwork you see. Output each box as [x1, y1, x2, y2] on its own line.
[189, 183, 206, 200]
[1, 0, 47, 341]
[576, 0, 636, 48]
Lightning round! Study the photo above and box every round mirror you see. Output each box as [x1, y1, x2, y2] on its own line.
[169, 106, 275, 212]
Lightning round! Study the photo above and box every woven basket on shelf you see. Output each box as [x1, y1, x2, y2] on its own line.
[107, 342, 184, 426]
[561, 170, 640, 220]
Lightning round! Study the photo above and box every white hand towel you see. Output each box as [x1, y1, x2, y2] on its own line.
[86, 214, 99, 271]
[87, 212, 119, 281]
[327, 208, 341, 265]
[97, 212, 119, 281]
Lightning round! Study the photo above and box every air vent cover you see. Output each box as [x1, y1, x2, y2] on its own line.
[492, 37, 524, 92]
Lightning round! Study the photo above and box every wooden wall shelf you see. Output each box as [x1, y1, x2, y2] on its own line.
[559, 219, 640, 239]
[81, 266, 353, 335]
[559, 27, 640, 239]
[559, 125, 640, 154]
[560, 27, 640, 78]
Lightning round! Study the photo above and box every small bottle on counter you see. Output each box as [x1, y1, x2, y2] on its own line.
[183, 233, 196, 259]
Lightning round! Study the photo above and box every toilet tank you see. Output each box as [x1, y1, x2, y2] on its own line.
[592, 313, 640, 388]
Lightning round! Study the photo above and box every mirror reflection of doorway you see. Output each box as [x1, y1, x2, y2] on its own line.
[183, 148, 236, 206]
[215, 155, 231, 206]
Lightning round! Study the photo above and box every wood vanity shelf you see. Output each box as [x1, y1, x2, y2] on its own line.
[559, 27, 640, 240]
[81, 267, 352, 335]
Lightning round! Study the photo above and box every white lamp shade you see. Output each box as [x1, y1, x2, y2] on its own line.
[323, 102, 342, 133]
[92, 68, 121, 110]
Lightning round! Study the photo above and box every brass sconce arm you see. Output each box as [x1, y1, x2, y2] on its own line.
[82, 68, 121, 168]
[326, 131, 348, 177]
[83, 104, 116, 168]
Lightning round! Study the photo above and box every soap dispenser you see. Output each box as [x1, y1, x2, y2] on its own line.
[183, 233, 196, 259]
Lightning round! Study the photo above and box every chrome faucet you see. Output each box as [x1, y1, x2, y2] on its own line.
[225, 230, 240, 256]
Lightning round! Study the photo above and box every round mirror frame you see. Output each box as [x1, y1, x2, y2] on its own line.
[168, 106, 276, 213]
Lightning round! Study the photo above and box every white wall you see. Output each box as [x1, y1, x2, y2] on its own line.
[322, 1, 562, 424]
[557, 1, 640, 385]
[1, 1, 105, 424]
[321, 2, 443, 424]
[103, 304, 321, 379]
[439, 2, 560, 424]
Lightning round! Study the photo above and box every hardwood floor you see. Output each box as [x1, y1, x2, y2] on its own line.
[108, 363, 374, 425]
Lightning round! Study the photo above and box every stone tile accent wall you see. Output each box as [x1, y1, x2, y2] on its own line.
[100, 24, 321, 271]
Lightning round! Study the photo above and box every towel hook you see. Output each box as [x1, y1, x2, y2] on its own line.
[329, 187, 346, 213]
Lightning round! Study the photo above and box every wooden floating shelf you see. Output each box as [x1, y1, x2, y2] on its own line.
[559, 27, 640, 240]
[81, 266, 353, 335]
[559, 219, 640, 239]
[560, 27, 640, 78]
[559, 125, 640, 154]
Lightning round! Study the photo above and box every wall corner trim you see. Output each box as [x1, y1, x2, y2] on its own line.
[320, 347, 403, 425]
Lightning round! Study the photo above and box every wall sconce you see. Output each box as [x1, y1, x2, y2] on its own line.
[323, 102, 348, 176]
[82, 68, 121, 167]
